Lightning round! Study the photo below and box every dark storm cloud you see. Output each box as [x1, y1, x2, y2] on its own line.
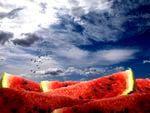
[13, 33, 40, 47]
[0, 8, 23, 19]
[0, 31, 13, 44]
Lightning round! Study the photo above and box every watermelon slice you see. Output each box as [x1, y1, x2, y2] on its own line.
[53, 93, 150, 113]
[41, 80, 80, 91]
[1, 72, 41, 92]
[43, 69, 135, 99]
[0, 88, 86, 113]
[136, 78, 150, 93]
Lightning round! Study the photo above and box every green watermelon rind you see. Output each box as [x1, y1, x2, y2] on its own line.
[1, 72, 10, 88]
[121, 68, 135, 95]
[40, 81, 53, 92]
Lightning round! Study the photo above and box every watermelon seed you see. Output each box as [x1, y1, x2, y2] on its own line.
[25, 88, 32, 91]
[107, 87, 112, 90]
[38, 108, 47, 113]
[33, 106, 38, 111]
[136, 87, 142, 92]
[0, 91, 3, 95]
[89, 109, 104, 113]
[3, 96, 9, 105]
[72, 106, 79, 112]
[108, 77, 115, 81]
[64, 83, 68, 87]
[79, 96, 83, 99]
[22, 81, 28, 85]
[144, 87, 150, 90]
[10, 108, 17, 113]
[92, 88, 98, 92]
[106, 83, 111, 86]
[27, 111, 32, 113]
[99, 86, 104, 90]
[47, 108, 52, 112]
[124, 108, 129, 113]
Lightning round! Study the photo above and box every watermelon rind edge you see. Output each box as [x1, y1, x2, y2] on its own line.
[1, 72, 10, 88]
[40, 81, 51, 92]
[121, 68, 135, 95]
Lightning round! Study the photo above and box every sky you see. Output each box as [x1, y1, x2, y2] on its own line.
[0, 0, 150, 82]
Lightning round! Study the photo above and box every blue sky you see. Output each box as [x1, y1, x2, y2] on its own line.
[0, 0, 150, 81]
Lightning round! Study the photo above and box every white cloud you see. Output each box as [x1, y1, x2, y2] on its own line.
[35, 66, 105, 76]
[56, 47, 88, 60]
[0, 0, 142, 79]
[96, 49, 138, 63]
[0, 44, 61, 75]
[0, 0, 114, 42]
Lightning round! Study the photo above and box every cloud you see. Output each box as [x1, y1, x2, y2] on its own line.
[35, 67, 105, 76]
[56, 47, 88, 60]
[0, 0, 146, 79]
[0, 31, 13, 44]
[51, 47, 139, 67]
[0, 0, 114, 45]
[96, 49, 138, 63]
[13, 33, 41, 46]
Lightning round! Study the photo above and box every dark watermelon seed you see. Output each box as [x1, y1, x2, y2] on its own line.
[72, 107, 79, 112]
[93, 88, 98, 92]
[3, 96, 9, 105]
[136, 87, 142, 92]
[99, 87, 104, 90]
[89, 109, 104, 113]
[108, 77, 115, 81]
[144, 87, 150, 90]
[106, 84, 111, 86]
[124, 108, 129, 113]
[22, 80, 28, 85]
[47, 108, 52, 112]
[79, 96, 83, 99]
[110, 111, 114, 113]
[27, 111, 32, 113]
[33, 106, 38, 111]
[38, 108, 47, 113]
[10, 108, 17, 113]
[0, 91, 3, 95]
[107, 87, 112, 90]
[25, 88, 32, 91]
[64, 84, 68, 87]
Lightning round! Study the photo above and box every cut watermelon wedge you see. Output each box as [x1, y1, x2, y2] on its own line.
[1, 72, 41, 92]
[43, 69, 135, 99]
[0, 88, 86, 113]
[53, 93, 150, 113]
[41, 80, 80, 92]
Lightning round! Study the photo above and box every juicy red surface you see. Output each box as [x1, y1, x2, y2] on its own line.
[44, 71, 129, 99]
[136, 79, 150, 93]
[54, 93, 150, 113]
[7, 75, 41, 92]
[0, 88, 85, 113]
[47, 81, 79, 90]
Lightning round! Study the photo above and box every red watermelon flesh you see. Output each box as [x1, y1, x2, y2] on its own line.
[1, 72, 41, 92]
[42, 78, 150, 94]
[43, 69, 134, 99]
[53, 93, 150, 113]
[41, 80, 80, 91]
[136, 78, 150, 93]
[0, 88, 87, 113]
